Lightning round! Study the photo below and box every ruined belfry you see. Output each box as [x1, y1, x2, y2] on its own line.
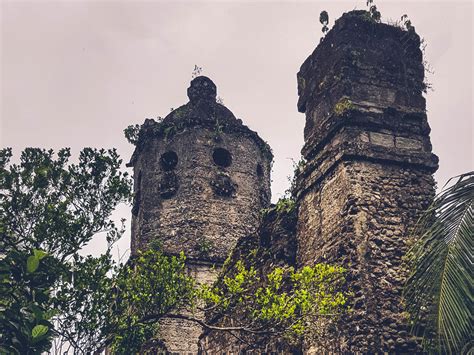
[128, 9, 439, 354]
[294, 10, 438, 352]
[127, 76, 272, 352]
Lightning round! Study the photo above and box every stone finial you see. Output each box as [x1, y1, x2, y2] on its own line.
[187, 76, 217, 104]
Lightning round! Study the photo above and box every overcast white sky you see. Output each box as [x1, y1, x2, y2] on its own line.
[1, 0, 472, 258]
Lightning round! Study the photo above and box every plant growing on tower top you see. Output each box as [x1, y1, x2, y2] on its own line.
[319, 11, 329, 36]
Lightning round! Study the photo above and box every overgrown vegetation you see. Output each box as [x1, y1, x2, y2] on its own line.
[318, 2, 433, 95]
[319, 0, 414, 35]
[195, 238, 214, 257]
[0, 147, 131, 353]
[333, 97, 355, 115]
[261, 156, 305, 218]
[400, 14, 414, 31]
[109, 249, 195, 353]
[319, 11, 329, 36]
[0, 147, 347, 354]
[124, 113, 273, 162]
[124, 124, 141, 145]
[275, 198, 296, 214]
[319, 0, 381, 38]
[191, 64, 202, 79]
[200, 261, 348, 344]
[366, 0, 381, 22]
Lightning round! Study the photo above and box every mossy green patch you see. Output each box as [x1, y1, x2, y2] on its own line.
[333, 98, 355, 115]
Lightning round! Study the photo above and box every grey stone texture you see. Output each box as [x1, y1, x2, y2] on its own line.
[129, 9, 440, 353]
[297, 162, 435, 353]
[199, 10, 439, 353]
[295, 10, 438, 353]
[128, 76, 272, 352]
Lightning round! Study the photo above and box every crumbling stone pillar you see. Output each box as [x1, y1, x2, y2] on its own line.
[295, 10, 438, 353]
[127, 76, 272, 352]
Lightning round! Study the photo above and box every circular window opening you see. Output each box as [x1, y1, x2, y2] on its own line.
[212, 148, 232, 168]
[256, 163, 264, 177]
[160, 151, 178, 171]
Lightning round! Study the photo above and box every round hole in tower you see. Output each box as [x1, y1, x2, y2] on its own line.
[256, 163, 264, 177]
[212, 148, 232, 168]
[160, 151, 178, 171]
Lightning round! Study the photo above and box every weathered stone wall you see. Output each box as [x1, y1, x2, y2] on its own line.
[198, 11, 440, 353]
[297, 161, 435, 352]
[131, 127, 271, 262]
[128, 76, 272, 352]
[295, 10, 438, 353]
[128, 10, 442, 352]
[158, 263, 220, 353]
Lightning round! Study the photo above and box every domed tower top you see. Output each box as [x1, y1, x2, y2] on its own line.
[128, 76, 272, 263]
[187, 76, 217, 103]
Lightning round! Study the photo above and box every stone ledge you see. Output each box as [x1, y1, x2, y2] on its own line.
[295, 127, 438, 199]
[301, 107, 431, 160]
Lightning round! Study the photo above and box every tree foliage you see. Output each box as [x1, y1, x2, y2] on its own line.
[0, 147, 349, 353]
[124, 124, 141, 145]
[51, 253, 116, 353]
[405, 172, 473, 353]
[199, 260, 347, 344]
[109, 248, 195, 353]
[0, 147, 131, 354]
[0, 248, 59, 354]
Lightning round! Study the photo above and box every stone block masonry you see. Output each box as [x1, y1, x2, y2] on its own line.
[127, 76, 272, 352]
[295, 10, 438, 353]
[127, 9, 441, 353]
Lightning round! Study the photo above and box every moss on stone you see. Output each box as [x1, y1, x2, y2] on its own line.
[333, 97, 355, 115]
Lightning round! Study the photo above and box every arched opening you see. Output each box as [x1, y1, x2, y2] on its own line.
[256, 163, 264, 177]
[160, 151, 178, 171]
[212, 148, 232, 168]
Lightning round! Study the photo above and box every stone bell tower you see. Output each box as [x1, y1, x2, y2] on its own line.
[295, 11, 438, 353]
[127, 76, 272, 352]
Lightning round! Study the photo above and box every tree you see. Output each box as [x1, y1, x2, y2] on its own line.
[196, 259, 348, 348]
[0, 147, 349, 353]
[106, 245, 348, 352]
[50, 252, 117, 353]
[107, 247, 195, 353]
[0, 147, 131, 354]
[405, 172, 473, 353]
